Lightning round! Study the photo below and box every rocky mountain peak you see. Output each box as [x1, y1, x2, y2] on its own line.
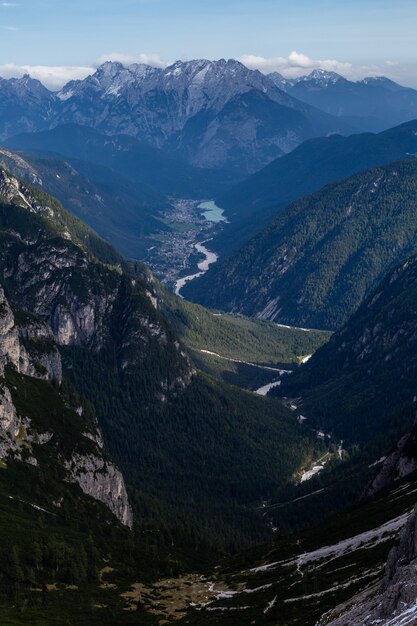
[8, 73, 53, 95]
[360, 76, 405, 91]
[127, 62, 163, 81]
[298, 69, 345, 86]
[268, 71, 296, 91]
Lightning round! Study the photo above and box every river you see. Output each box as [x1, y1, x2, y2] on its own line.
[174, 200, 225, 297]
[174, 242, 218, 297]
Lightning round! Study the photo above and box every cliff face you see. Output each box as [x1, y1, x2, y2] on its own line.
[368, 416, 417, 497]
[0, 286, 62, 381]
[0, 167, 191, 382]
[321, 506, 417, 625]
[0, 167, 197, 529]
[65, 452, 133, 528]
[317, 416, 417, 625]
[0, 183, 136, 526]
[0, 286, 133, 526]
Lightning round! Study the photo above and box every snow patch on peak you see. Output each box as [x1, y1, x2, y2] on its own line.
[298, 69, 344, 86]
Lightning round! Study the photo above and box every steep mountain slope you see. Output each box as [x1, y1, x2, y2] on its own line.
[5, 122, 231, 198]
[0, 166, 318, 554]
[214, 119, 417, 255]
[0, 285, 131, 528]
[0, 145, 173, 259]
[318, 420, 417, 625]
[174, 264, 417, 622]
[185, 159, 417, 330]
[166, 88, 315, 173]
[181, 474, 417, 625]
[268, 72, 296, 91]
[1, 60, 351, 175]
[0, 75, 57, 141]
[160, 292, 330, 389]
[321, 502, 417, 626]
[287, 69, 417, 131]
[277, 253, 417, 442]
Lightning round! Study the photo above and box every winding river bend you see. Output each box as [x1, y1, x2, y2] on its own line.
[174, 200, 225, 297]
[174, 242, 218, 297]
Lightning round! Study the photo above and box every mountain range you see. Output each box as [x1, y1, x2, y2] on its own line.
[2, 62, 417, 180]
[269, 68, 417, 131]
[0, 60, 353, 176]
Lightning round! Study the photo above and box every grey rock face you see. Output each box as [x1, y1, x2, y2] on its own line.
[0, 280, 132, 527]
[368, 412, 417, 497]
[0, 292, 133, 525]
[65, 452, 133, 528]
[57, 59, 294, 141]
[320, 506, 417, 625]
[1, 60, 347, 173]
[17, 317, 62, 381]
[0, 285, 62, 381]
[0, 384, 19, 438]
[0, 287, 21, 375]
[0, 75, 57, 142]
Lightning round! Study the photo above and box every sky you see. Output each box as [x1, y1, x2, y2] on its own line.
[0, 0, 417, 89]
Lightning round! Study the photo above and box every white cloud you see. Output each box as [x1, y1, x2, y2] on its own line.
[95, 52, 167, 68]
[0, 52, 415, 91]
[0, 64, 93, 89]
[0, 51, 168, 90]
[238, 51, 390, 82]
[1, 3, 18, 6]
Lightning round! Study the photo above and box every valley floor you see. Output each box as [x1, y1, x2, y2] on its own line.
[145, 199, 225, 292]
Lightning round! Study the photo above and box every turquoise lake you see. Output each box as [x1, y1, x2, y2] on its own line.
[198, 200, 226, 223]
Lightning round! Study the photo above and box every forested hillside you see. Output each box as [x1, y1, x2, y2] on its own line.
[277, 253, 417, 442]
[184, 160, 417, 330]
[212, 119, 417, 255]
[0, 167, 321, 562]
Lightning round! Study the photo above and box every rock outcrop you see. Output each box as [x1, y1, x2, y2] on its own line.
[368, 415, 417, 497]
[0, 286, 61, 381]
[0, 168, 196, 530]
[65, 453, 133, 528]
[0, 271, 132, 527]
[320, 506, 417, 625]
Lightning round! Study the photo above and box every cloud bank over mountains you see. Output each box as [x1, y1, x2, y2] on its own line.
[95, 52, 168, 68]
[238, 51, 398, 81]
[0, 51, 410, 90]
[0, 64, 93, 89]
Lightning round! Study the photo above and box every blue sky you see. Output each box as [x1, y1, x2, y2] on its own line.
[1, 0, 417, 88]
